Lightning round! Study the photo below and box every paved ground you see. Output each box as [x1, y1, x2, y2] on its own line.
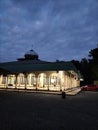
[0, 90, 98, 130]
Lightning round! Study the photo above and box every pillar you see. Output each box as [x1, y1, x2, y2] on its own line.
[35, 74, 38, 90]
[6, 75, 8, 88]
[47, 75, 50, 90]
[24, 73, 28, 89]
[15, 74, 18, 89]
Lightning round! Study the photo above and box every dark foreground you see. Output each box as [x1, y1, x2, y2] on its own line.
[0, 90, 98, 130]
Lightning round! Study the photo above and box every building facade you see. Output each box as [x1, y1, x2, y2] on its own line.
[0, 49, 81, 91]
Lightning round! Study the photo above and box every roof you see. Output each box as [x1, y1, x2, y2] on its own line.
[0, 60, 79, 75]
[25, 49, 38, 56]
[0, 68, 11, 75]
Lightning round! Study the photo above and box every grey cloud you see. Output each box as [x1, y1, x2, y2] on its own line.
[0, 0, 98, 62]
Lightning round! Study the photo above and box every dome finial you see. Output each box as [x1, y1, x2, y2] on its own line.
[24, 45, 39, 60]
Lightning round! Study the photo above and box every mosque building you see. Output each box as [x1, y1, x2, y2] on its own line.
[0, 48, 82, 92]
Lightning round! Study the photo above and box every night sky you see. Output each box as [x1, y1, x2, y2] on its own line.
[0, 0, 98, 62]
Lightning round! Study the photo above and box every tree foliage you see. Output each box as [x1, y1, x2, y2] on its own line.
[71, 44, 98, 85]
[89, 45, 98, 80]
[89, 47, 98, 64]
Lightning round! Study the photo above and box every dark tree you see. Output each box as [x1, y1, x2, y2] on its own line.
[80, 58, 93, 85]
[71, 44, 98, 85]
[71, 60, 80, 70]
[89, 45, 98, 80]
[89, 46, 98, 64]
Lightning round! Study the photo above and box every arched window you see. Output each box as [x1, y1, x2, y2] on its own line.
[6, 75, 16, 86]
[49, 73, 58, 86]
[38, 73, 48, 87]
[50, 76, 57, 86]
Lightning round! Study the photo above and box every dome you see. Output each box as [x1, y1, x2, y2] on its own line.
[24, 49, 39, 60]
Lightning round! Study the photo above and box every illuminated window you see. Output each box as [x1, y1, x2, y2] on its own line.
[8, 75, 14, 85]
[50, 76, 57, 85]
[38, 73, 48, 87]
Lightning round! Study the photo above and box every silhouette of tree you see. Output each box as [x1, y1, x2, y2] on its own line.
[89, 46, 98, 64]
[71, 45, 98, 85]
[71, 60, 80, 70]
[80, 58, 93, 85]
[89, 45, 98, 80]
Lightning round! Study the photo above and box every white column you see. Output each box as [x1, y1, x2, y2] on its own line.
[36, 75, 38, 90]
[15, 74, 18, 89]
[24, 73, 28, 89]
[6, 75, 8, 88]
